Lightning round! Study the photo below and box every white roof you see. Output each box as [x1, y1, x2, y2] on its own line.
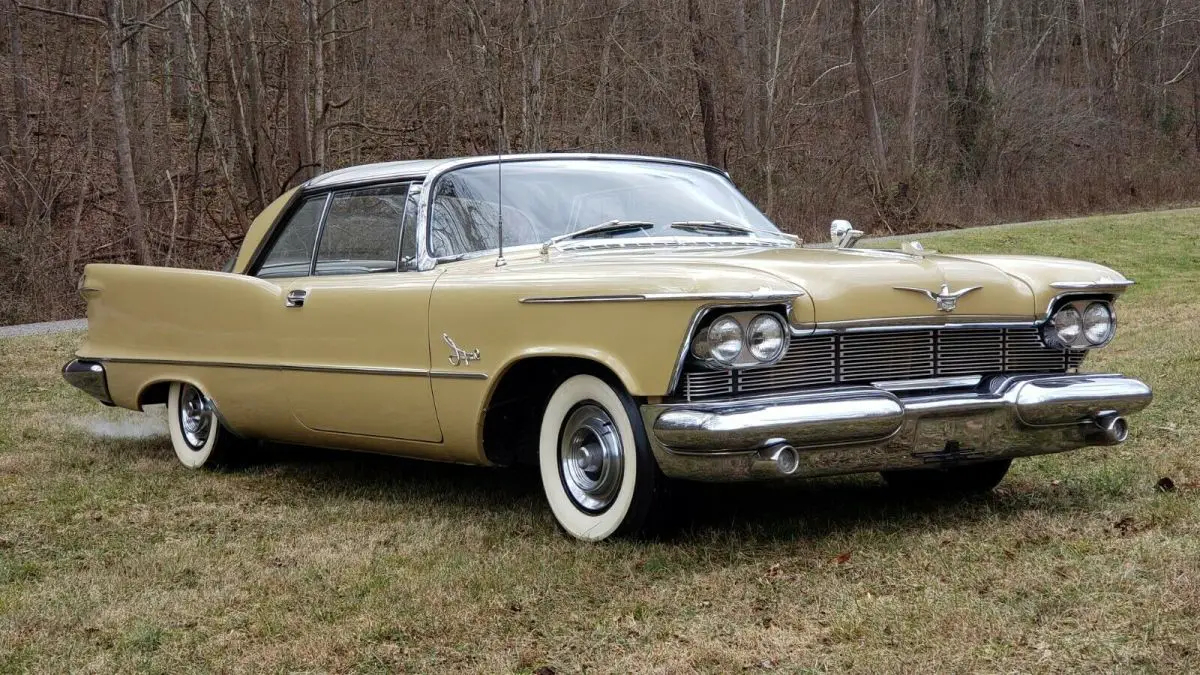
[302, 153, 723, 190]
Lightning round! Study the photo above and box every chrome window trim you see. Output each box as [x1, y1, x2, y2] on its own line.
[306, 192, 336, 276]
[97, 357, 488, 380]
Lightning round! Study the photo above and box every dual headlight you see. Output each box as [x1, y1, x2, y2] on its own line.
[1043, 300, 1115, 349]
[691, 312, 788, 367]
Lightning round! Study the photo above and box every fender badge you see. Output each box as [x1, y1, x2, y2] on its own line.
[893, 283, 983, 313]
[443, 334, 481, 366]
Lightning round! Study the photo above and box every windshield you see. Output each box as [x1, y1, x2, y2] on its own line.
[427, 159, 780, 258]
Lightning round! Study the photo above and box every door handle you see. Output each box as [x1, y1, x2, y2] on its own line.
[285, 289, 308, 308]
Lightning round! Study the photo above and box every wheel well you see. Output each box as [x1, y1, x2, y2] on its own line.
[137, 381, 172, 410]
[482, 356, 624, 467]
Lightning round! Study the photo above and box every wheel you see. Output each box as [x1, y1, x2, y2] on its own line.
[166, 382, 245, 469]
[881, 459, 1012, 496]
[538, 374, 666, 541]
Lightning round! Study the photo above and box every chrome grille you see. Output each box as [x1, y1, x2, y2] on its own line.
[680, 326, 1088, 401]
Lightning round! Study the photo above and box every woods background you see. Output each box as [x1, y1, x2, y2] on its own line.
[1, 0, 1199, 324]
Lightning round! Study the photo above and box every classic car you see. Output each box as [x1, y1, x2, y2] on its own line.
[63, 153, 1152, 541]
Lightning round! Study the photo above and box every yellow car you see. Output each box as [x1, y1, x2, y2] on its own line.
[63, 154, 1152, 541]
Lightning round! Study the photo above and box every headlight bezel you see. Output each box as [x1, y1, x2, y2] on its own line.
[1043, 298, 1116, 350]
[690, 310, 791, 368]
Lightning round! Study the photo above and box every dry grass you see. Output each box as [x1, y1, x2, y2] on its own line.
[2, 210, 1199, 673]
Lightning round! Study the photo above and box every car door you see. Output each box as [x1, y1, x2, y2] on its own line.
[262, 182, 444, 442]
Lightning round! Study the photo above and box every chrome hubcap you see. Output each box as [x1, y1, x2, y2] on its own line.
[179, 384, 213, 450]
[558, 403, 624, 513]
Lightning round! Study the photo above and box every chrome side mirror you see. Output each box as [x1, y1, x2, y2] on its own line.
[830, 219, 864, 248]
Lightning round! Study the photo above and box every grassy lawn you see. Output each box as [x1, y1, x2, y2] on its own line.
[2, 209, 1199, 673]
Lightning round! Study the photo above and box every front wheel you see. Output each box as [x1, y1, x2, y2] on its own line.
[166, 382, 245, 469]
[538, 374, 666, 541]
[881, 459, 1012, 496]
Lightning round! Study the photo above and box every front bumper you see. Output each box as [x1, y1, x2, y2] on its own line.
[62, 359, 113, 405]
[641, 373, 1152, 481]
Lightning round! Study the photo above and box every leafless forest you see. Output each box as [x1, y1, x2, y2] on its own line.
[1, 0, 1199, 323]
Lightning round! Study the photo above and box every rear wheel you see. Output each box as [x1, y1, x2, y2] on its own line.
[538, 374, 666, 541]
[166, 382, 245, 469]
[881, 459, 1012, 496]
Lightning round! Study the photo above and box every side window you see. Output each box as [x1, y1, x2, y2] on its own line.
[314, 184, 409, 276]
[256, 195, 327, 278]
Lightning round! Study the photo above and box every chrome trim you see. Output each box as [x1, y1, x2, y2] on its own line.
[1050, 280, 1135, 291]
[641, 373, 1152, 481]
[792, 316, 1036, 335]
[62, 359, 113, 405]
[429, 370, 489, 380]
[94, 356, 486, 379]
[551, 235, 796, 254]
[872, 375, 983, 392]
[307, 192, 335, 275]
[519, 290, 805, 305]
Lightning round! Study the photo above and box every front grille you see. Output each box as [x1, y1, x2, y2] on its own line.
[680, 326, 1087, 401]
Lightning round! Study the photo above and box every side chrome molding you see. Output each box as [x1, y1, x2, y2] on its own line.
[519, 290, 805, 305]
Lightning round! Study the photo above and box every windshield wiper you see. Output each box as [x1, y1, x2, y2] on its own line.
[541, 220, 654, 253]
[671, 220, 798, 243]
[670, 220, 757, 236]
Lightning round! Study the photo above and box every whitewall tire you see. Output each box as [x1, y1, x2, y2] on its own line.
[166, 382, 241, 469]
[538, 374, 665, 541]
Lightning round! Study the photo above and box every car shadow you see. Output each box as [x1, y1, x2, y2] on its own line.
[241, 442, 1105, 544]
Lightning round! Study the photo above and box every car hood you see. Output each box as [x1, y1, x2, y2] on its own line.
[446, 243, 1060, 326]
[696, 245, 1037, 324]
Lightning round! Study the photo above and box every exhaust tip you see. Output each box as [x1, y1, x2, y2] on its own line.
[773, 445, 799, 475]
[1092, 412, 1129, 445]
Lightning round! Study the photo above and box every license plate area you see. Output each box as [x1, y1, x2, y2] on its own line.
[909, 414, 997, 463]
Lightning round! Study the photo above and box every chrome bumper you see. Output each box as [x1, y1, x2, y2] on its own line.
[62, 359, 113, 405]
[641, 374, 1152, 481]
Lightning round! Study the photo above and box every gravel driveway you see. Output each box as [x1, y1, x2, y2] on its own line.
[0, 319, 86, 339]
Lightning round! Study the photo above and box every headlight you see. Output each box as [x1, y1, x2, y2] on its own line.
[1083, 302, 1114, 345]
[1043, 300, 1115, 349]
[706, 317, 744, 365]
[747, 314, 786, 362]
[1043, 305, 1082, 349]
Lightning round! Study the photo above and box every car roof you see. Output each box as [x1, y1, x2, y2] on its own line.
[303, 158, 463, 189]
[301, 153, 724, 191]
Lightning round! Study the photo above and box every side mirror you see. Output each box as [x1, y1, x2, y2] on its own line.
[830, 219, 864, 248]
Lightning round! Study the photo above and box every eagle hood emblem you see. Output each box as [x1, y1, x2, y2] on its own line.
[894, 283, 982, 313]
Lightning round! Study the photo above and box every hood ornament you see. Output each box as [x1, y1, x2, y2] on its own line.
[894, 283, 982, 312]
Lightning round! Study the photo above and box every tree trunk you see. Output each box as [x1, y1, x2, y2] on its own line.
[520, 0, 546, 152]
[734, 0, 756, 153]
[903, 0, 930, 178]
[286, 3, 313, 186]
[687, 0, 722, 167]
[310, 0, 327, 172]
[3, 0, 30, 229]
[106, 0, 150, 264]
[850, 0, 889, 192]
